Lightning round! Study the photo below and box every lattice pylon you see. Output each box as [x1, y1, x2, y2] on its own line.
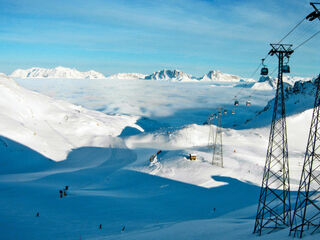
[290, 76, 320, 238]
[253, 44, 292, 235]
[212, 111, 223, 167]
[208, 114, 215, 148]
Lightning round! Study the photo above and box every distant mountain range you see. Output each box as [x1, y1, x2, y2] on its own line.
[10, 66, 105, 79]
[10, 67, 254, 82]
[9, 67, 311, 85]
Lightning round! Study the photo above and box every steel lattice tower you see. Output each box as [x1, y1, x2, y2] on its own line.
[212, 111, 223, 167]
[290, 76, 320, 238]
[208, 114, 215, 148]
[254, 44, 294, 235]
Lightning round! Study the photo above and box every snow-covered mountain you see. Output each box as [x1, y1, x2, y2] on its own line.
[144, 69, 197, 82]
[250, 75, 312, 90]
[251, 76, 275, 90]
[283, 75, 312, 86]
[245, 79, 317, 129]
[199, 70, 254, 82]
[10, 66, 106, 79]
[107, 73, 146, 80]
[0, 74, 142, 161]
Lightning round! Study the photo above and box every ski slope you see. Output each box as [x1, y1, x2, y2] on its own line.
[0, 74, 318, 239]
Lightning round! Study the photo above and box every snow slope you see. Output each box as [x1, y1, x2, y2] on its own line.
[10, 66, 106, 79]
[0, 75, 318, 239]
[245, 80, 317, 129]
[0, 74, 142, 161]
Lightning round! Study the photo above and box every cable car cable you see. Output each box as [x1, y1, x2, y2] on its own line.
[212, 9, 319, 118]
[293, 29, 320, 51]
[248, 17, 307, 79]
[278, 17, 306, 44]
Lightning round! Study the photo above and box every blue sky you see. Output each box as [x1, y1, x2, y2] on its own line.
[0, 0, 319, 78]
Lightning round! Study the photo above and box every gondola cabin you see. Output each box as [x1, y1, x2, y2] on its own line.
[224, 110, 228, 115]
[282, 65, 290, 73]
[189, 154, 197, 161]
[234, 100, 239, 106]
[246, 100, 251, 106]
[261, 67, 268, 76]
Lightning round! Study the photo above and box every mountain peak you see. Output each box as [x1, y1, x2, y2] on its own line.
[199, 70, 248, 82]
[144, 69, 196, 82]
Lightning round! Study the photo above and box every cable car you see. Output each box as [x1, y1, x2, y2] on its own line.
[282, 56, 291, 73]
[234, 100, 239, 106]
[261, 67, 268, 75]
[260, 58, 268, 76]
[246, 100, 251, 106]
[282, 65, 290, 73]
[224, 109, 228, 115]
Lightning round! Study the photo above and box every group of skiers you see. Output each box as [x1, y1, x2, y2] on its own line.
[59, 185, 69, 198]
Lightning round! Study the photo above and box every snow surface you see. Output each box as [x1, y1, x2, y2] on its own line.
[0, 74, 319, 239]
[0, 74, 142, 161]
[10, 66, 106, 79]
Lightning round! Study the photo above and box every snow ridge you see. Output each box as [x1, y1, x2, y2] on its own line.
[145, 69, 197, 82]
[251, 75, 312, 90]
[10, 66, 106, 79]
[199, 70, 253, 82]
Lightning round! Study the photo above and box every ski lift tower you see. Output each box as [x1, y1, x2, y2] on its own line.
[290, 76, 320, 238]
[290, 3, 320, 237]
[212, 110, 223, 167]
[253, 44, 294, 235]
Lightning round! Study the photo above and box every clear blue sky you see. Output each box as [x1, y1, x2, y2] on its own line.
[0, 0, 319, 78]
